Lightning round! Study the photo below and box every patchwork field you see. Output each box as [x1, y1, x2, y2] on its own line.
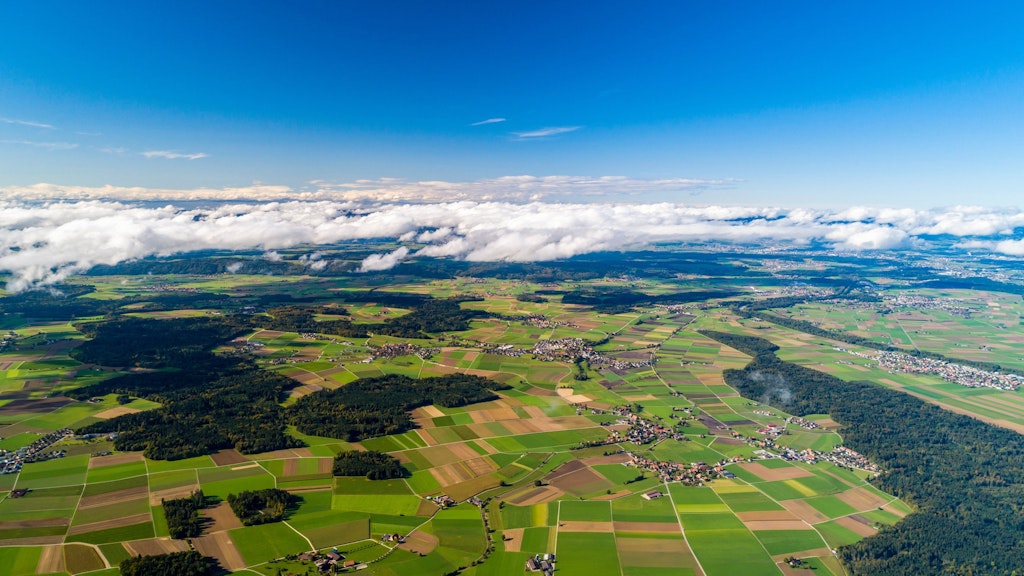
[0, 274, 917, 576]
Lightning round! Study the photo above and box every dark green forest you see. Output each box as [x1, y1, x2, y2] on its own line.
[227, 488, 295, 526]
[69, 317, 302, 460]
[163, 490, 207, 539]
[120, 551, 216, 576]
[701, 330, 1024, 576]
[289, 373, 508, 441]
[66, 306, 501, 459]
[332, 450, 409, 479]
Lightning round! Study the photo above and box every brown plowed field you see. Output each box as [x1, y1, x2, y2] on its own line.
[613, 521, 681, 533]
[192, 531, 247, 571]
[150, 485, 199, 506]
[67, 513, 151, 535]
[93, 406, 140, 419]
[836, 487, 889, 511]
[202, 501, 243, 532]
[448, 443, 482, 461]
[544, 459, 586, 481]
[507, 485, 563, 506]
[79, 486, 148, 509]
[739, 462, 813, 481]
[558, 521, 613, 532]
[209, 449, 249, 466]
[0, 536, 64, 546]
[3, 397, 74, 413]
[0, 517, 69, 530]
[123, 538, 189, 556]
[744, 520, 811, 530]
[581, 453, 631, 465]
[781, 500, 830, 524]
[35, 545, 64, 574]
[398, 530, 439, 555]
[548, 467, 609, 495]
[416, 428, 438, 444]
[736, 511, 800, 522]
[500, 528, 523, 552]
[836, 516, 876, 537]
[88, 452, 144, 468]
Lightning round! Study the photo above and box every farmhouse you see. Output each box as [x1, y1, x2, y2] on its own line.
[642, 490, 664, 500]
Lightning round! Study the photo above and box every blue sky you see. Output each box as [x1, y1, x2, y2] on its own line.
[2, 1, 1024, 207]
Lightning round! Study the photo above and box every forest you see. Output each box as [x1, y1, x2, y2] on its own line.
[163, 490, 208, 539]
[332, 450, 409, 479]
[74, 361, 302, 460]
[120, 551, 217, 576]
[259, 305, 368, 337]
[562, 286, 741, 313]
[701, 330, 1024, 575]
[66, 309, 501, 459]
[289, 373, 508, 441]
[227, 488, 296, 526]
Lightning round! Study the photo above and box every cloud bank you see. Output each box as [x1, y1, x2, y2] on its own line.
[1, 176, 732, 203]
[1, 198, 1024, 292]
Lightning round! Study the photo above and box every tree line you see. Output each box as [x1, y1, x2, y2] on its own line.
[701, 330, 1024, 575]
[120, 551, 216, 576]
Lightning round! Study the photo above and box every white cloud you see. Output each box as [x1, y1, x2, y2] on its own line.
[0, 117, 55, 129]
[2, 198, 1024, 291]
[1, 139, 78, 151]
[358, 247, 410, 272]
[141, 150, 209, 160]
[470, 118, 506, 126]
[0, 176, 734, 203]
[512, 126, 581, 139]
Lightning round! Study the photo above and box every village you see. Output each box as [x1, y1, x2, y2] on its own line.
[0, 427, 73, 474]
[871, 349, 1024, 391]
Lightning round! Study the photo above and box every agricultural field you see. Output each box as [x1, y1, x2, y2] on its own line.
[707, 300, 1024, 434]
[0, 271, 917, 575]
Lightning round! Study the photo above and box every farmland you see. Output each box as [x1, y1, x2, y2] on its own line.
[5, 248, 1020, 575]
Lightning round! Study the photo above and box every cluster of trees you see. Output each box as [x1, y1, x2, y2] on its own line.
[227, 488, 295, 526]
[369, 298, 485, 338]
[562, 286, 740, 313]
[163, 490, 207, 539]
[0, 285, 118, 320]
[254, 295, 484, 339]
[289, 374, 507, 441]
[0, 285, 236, 321]
[332, 450, 409, 479]
[514, 293, 547, 303]
[259, 305, 367, 337]
[701, 330, 1024, 575]
[120, 551, 216, 576]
